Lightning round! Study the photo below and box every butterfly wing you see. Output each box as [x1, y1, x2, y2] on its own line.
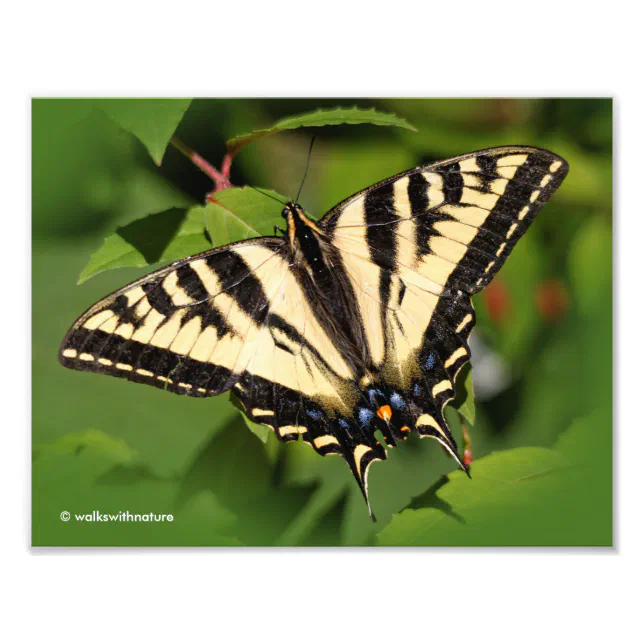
[321, 146, 568, 458]
[60, 237, 364, 440]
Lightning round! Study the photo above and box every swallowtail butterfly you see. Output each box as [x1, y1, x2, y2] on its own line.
[60, 146, 568, 518]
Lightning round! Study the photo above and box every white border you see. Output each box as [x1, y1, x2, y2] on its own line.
[4, 2, 642, 642]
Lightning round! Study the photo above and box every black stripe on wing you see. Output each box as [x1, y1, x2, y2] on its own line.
[364, 182, 397, 365]
[207, 249, 271, 323]
[322, 146, 569, 297]
[59, 238, 285, 397]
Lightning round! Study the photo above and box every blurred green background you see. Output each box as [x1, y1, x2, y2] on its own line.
[32, 98, 612, 546]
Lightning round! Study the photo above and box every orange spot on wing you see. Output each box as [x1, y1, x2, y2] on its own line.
[377, 405, 392, 422]
[400, 426, 410, 433]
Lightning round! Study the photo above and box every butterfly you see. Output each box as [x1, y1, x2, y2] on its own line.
[60, 146, 568, 518]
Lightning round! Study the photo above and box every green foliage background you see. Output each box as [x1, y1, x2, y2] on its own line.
[32, 98, 612, 546]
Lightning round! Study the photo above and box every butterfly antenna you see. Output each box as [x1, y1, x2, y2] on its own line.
[248, 185, 287, 205]
[295, 136, 316, 203]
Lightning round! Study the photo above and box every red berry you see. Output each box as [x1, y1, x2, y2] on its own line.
[536, 279, 569, 321]
[483, 278, 510, 324]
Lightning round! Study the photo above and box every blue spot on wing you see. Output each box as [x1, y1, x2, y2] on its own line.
[413, 384, 422, 397]
[306, 409, 323, 420]
[425, 354, 436, 370]
[358, 408, 375, 427]
[368, 388, 384, 405]
[390, 392, 405, 410]
[338, 419, 350, 430]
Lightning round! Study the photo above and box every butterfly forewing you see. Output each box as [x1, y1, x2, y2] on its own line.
[61, 238, 348, 399]
[323, 146, 568, 294]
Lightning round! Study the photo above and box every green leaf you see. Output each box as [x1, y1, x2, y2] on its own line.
[99, 98, 192, 165]
[172, 492, 243, 546]
[78, 187, 290, 283]
[226, 106, 417, 155]
[452, 364, 475, 425]
[205, 187, 289, 244]
[229, 393, 271, 443]
[178, 416, 310, 546]
[78, 206, 211, 283]
[377, 408, 611, 546]
[378, 447, 567, 546]
[33, 428, 138, 470]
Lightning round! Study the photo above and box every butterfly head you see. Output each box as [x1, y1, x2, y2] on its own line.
[281, 202, 302, 219]
[281, 202, 325, 252]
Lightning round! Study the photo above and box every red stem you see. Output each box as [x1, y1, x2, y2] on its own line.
[170, 137, 232, 193]
[221, 152, 234, 179]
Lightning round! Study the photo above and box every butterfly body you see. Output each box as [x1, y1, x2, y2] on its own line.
[60, 146, 568, 518]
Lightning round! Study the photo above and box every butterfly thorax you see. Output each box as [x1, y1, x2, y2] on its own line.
[282, 203, 327, 269]
[282, 202, 370, 372]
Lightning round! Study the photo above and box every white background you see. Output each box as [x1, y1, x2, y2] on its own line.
[2, 1, 640, 643]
